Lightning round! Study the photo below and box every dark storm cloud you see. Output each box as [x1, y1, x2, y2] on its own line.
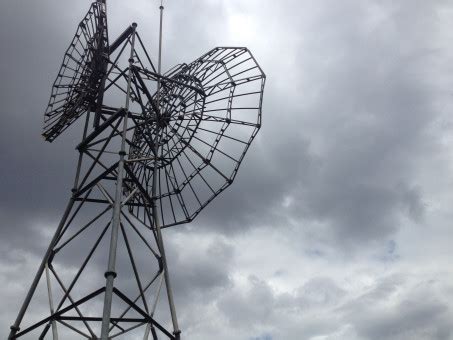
[194, 127, 315, 232]
[190, 0, 438, 250]
[165, 232, 235, 307]
[283, 1, 435, 243]
[0, 1, 92, 233]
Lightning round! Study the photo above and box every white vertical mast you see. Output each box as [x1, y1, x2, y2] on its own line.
[153, 2, 182, 339]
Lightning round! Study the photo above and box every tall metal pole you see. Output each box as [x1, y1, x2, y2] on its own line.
[153, 2, 181, 338]
[158, 1, 164, 87]
[100, 23, 137, 340]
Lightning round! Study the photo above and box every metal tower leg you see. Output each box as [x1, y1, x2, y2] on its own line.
[8, 198, 75, 340]
[153, 201, 181, 339]
[44, 263, 59, 339]
[8, 113, 91, 340]
[100, 23, 137, 340]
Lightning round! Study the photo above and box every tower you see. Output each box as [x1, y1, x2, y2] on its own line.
[8, 1, 265, 339]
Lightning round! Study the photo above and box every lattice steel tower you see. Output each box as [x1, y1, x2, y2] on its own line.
[8, 1, 265, 339]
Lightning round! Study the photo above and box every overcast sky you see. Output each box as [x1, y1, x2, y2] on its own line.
[1, 0, 453, 339]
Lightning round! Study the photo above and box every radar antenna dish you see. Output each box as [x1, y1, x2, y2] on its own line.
[42, 1, 108, 142]
[126, 47, 266, 228]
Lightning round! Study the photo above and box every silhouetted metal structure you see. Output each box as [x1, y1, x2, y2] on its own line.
[9, 1, 265, 339]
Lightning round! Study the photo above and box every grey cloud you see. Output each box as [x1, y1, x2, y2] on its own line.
[341, 275, 453, 340]
[216, 275, 345, 339]
[190, 0, 438, 251]
[0, 0, 92, 237]
[218, 275, 275, 328]
[359, 301, 450, 340]
[2, 0, 453, 339]
[294, 277, 347, 309]
[215, 272, 453, 340]
[166, 231, 234, 305]
[194, 128, 316, 232]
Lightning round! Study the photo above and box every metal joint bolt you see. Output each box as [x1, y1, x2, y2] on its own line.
[104, 271, 117, 279]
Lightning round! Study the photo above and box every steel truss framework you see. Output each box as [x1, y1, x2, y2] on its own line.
[9, 1, 265, 339]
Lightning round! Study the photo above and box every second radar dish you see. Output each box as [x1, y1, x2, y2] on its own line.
[42, 2, 108, 142]
[127, 47, 266, 228]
